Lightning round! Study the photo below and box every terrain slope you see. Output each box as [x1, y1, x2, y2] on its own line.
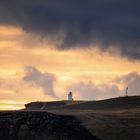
[25, 96, 140, 140]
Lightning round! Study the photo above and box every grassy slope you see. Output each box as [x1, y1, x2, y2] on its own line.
[48, 108, 140, 140]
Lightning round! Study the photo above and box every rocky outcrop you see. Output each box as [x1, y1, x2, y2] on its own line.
[0, 111, 101, 140]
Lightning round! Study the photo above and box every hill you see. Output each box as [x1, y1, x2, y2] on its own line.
[25, 96, 140, 140]
[59, 95, 140, 110]
[25, 96, 140, 110]
[25, 100, 85, 110]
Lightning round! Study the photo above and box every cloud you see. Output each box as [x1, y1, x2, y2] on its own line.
[0, 69, 139, 101]
[67, 72, 140, 100]
[23, 66, 57, 98]
[115, 72, 140, 96]
[0, 0, 140, 60]
[67, 81, 120, 100]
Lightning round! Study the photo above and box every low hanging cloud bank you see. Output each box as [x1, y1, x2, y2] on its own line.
[67, 72, 140, 100]
[0, 0, 140, 60]
[67, 81, 120, 100]
[22, 66, 140, 100]
[23, 66, 57, 98]
[0, 67, 139, 101]
[115, 72, 140, 96]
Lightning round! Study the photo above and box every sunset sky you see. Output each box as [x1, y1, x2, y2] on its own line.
[0, 0, 140, 110]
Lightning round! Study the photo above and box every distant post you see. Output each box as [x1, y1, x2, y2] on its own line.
[126, 87, 128, 96]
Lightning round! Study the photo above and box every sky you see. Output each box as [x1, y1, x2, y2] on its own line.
[0, 0, 140, 110]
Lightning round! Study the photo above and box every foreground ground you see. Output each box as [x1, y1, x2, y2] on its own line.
[48, 108, 140, 140]
[0, 111, 100, 140]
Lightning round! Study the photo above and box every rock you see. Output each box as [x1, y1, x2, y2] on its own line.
[0, 111, 101, 140]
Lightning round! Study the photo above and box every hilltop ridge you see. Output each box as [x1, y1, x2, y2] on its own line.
[25, 95, 140, 110]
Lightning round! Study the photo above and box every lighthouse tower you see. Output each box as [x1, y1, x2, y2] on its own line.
[68, 91, 73, 101]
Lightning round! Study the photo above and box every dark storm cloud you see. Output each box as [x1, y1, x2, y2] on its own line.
[23, 66, 57, 98]
[0, 0, 140, 59]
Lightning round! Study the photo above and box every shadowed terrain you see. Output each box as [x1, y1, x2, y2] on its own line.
[25, 100, 85, 110]
[0, 111, 101, 140]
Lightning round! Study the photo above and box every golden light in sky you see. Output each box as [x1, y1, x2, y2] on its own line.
[0, 25, 140, 110]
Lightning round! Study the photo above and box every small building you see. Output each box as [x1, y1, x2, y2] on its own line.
[68, 91, 73, 101]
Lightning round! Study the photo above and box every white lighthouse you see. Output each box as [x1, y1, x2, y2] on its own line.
[68, 91, 73, 101]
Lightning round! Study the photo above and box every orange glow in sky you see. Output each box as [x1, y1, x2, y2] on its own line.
[0, 26, 140, 110]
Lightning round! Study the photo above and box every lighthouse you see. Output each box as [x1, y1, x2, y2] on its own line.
[68, 91, 73, 101]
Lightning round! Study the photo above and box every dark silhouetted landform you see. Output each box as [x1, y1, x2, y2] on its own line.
[0, 111, 101, 140]
[25, 100, 85, 110]
[25, 96, 140, 110]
